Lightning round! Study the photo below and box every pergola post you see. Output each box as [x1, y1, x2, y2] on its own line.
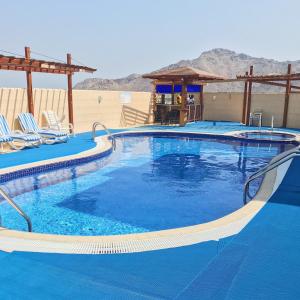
[245, 66, 253, 125]
[283, 64, 292, 128]
[179, 81, 187, 126]
[242, 71, 249, 124]
[24, 47, 34, 115]
[200, 85, 204, 120]
[67, 53, 74, 126]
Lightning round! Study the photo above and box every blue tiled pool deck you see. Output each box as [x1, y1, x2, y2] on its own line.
[0, 121, 300, 299]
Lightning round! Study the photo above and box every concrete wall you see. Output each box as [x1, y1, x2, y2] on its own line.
[0, 88, 299, 131]
[203, 92, 300, 128]
[203, 93, 243, 123]
[0, 88, 152, 132]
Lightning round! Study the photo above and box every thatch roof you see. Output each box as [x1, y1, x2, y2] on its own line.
[143, 66, 225, 81]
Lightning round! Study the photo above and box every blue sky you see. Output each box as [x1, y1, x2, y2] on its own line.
[0, 0, 299, 88]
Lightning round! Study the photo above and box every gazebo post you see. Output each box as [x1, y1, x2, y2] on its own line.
[24, 46, 34, 115]
[179, 81, 187, 126]
[283, 64, 292, 128]
[200, 85, 204, 120]
[246, 66, 253, 125]
[171, 81, 175, 105]
[67, 53, 74, 126]
[242, 71, 249, 123]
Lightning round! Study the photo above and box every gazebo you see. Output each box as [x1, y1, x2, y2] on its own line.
[143, 67, 225, 126]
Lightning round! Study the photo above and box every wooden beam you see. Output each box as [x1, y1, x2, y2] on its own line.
[67, 53, 74, 127]
[246, 66, 253, 126]
[237, 73, 300, 81]
[252, 80, 300, 90]
[283, 64, 292, 128]
[0, 54, 96, 74]
[242, 71, 249, 124]
[25, 46, 34, 115]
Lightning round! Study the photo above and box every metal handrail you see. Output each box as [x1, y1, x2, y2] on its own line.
[92, 122, 116, 150]
[247, 147, 300, 183]
[0, 188, 32, 232]
[244, 151, 300, 205]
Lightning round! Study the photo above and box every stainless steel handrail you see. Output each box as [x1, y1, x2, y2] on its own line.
[247, 147, 300, 183]
[92, 122, 116, 150]
[244, 151, 300, 205]
[0, 188, 32, 232]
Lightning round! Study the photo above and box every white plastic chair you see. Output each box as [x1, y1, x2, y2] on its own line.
[43, 111, 74, 137]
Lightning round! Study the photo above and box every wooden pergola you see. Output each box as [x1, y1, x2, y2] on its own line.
[237, 64, 300, 127]
[0, 47, 96, 126]
[143, 67, 225, 126]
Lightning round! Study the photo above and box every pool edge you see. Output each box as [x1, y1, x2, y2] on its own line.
[0, 130, 294, 254]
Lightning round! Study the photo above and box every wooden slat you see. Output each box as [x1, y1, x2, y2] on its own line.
[0, 53, 96, 73]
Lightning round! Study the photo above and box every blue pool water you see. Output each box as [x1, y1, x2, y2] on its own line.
[240, 131, 295, 141]
[0, 134, 296, 235]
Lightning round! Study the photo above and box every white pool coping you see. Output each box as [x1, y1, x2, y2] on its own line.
[0, 130, 296, 254]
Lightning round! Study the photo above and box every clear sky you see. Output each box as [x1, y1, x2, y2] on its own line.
[1, 0, 300, 88]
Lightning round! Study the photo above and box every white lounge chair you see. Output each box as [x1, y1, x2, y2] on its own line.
[18, 113, 69, 144]
[43, 111, 74, 136]
[0, 114, 42, 152]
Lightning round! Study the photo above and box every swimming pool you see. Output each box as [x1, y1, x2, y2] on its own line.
[0, 133, 296, 236]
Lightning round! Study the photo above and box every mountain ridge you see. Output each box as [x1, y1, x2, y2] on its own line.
[74, 48, 300, 93]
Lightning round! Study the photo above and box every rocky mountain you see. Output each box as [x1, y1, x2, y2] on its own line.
[74, 49, 300, 93]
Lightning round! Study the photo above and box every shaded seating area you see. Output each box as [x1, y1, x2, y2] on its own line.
[143, 66, 225, 126]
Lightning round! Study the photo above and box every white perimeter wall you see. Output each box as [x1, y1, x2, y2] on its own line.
[0, 88, 299, 132]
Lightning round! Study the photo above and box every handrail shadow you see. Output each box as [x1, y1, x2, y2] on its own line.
[120, 105, 150, 127]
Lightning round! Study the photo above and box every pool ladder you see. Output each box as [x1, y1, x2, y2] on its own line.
[244, 147, 300, 205]
[0, 188, 32, 232]
[92, 122, 116, 150]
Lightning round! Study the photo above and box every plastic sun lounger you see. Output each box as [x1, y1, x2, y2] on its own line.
[18, 113, 69, 145]
[0, 114, 42, 152]
[42, 110, 74, 137]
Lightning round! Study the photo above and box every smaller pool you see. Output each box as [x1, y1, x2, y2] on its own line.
[239, 131, 296, 142]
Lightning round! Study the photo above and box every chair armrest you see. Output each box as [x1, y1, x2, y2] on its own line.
[24, 130, 39, 135]
[12, 130, 24, 135]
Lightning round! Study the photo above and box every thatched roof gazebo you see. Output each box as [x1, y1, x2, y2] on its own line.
[143, 67, 225, 126]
